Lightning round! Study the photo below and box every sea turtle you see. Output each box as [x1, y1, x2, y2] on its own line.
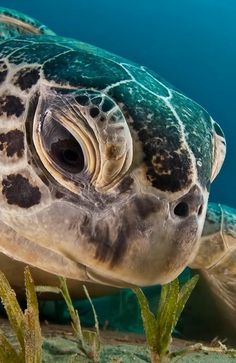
[0, 7, 235, 341]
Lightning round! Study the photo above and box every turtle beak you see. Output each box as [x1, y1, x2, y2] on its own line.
[128, 185, 206, 285]
[77, 184, 207, 287]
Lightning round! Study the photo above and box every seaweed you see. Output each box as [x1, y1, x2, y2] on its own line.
[36, 277, 101, 362]
[0, 267, 42, 363]
[0, 268, 235, 363]
[133, 275, 199, 363]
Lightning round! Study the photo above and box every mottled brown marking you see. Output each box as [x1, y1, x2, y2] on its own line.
[106, 144, 119, 159]
[0, 129, 24, 157]
[14, 67, 40, 91]
[89, 106, 100, 118]
[0, 95, 25, 117]
[2, 174, 41, 208]
[145, 147, 192, 192]
[0, 61, 7, 84]
[80, 214, 131, 267]
[55, 190, 64, 199]
[118, 176, 134, 193]
[133, 196, 160, 219]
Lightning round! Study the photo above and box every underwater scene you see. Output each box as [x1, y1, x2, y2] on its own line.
[0, 0, 235, 362]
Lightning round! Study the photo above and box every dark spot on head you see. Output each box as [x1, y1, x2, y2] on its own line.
[93, 224, 111, 262]
[92, 96, 102, 106]
[100, 115, 106, 122]
[55, 190, 64, 199]
[2, 174, 41, 208]
[75, 95, 89, 106]
[90, 106, 100, 118]
[0, 61, 7, 84]
[145, 148, 192, 192]
[106, 144, 119, 159]
[127, 102, 193, 193]
[133, 197, 160, 219]
[80, 214, 131, 267]
[102, 98, 114, 112]
[0, 95, 25, 117]
[0, 129, 24, 157]
[118, 176, 134, 193]
[110, 218, 130, 267]
[14, 68, 40, 91]
[0, 70, 7, 84]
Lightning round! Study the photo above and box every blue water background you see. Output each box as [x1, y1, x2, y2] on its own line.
[1, 0, 236, 208]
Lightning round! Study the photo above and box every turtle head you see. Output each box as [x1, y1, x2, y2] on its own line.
[0, 65, 226, 287]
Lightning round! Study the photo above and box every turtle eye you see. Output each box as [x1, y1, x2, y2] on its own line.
[42, 117, 85, 174]
[50, 134, 84, 173]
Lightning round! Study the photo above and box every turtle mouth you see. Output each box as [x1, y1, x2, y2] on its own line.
[86, 268, 136, 288]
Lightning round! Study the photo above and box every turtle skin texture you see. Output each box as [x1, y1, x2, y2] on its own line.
[0, 9, 235, 345]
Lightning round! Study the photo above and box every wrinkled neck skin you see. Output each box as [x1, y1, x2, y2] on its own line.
[0, 167, 208, 288]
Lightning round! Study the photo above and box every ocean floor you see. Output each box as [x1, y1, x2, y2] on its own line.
[1, 318, 235, 362]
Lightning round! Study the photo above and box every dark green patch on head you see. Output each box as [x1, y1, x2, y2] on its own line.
[42, 49, 130, 88]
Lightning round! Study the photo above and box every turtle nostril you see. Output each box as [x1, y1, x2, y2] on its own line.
[198, 204, 203, 216]
[174, 202, 189, 218]
[172, 185, 204, 219]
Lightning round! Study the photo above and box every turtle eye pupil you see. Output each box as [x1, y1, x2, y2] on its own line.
[41, 118, 85, 174]
[50, 139, 84, 173]
[61, 148, 80, 165]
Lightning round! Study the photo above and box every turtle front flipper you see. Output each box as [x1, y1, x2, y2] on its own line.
[189, 203, 236, 342]
[0, 7, 55, 40]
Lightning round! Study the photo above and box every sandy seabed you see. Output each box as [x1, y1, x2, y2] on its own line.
[1, 318, 235, 362]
